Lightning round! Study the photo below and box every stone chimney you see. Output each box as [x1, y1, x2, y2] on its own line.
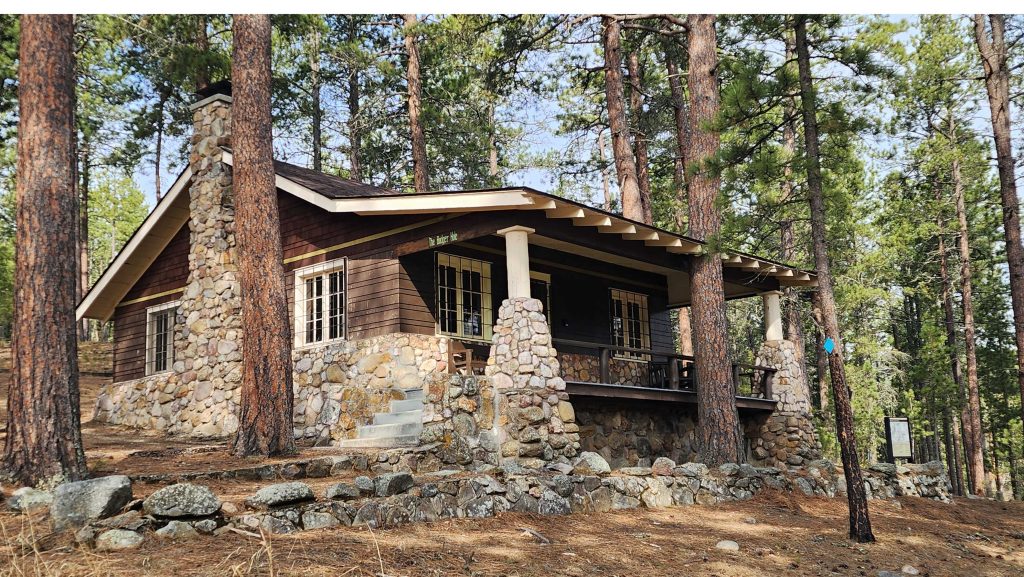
[171, 81, 244, 436]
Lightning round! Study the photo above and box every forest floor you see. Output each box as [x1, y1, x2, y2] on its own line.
[1, 344, 1023, 576]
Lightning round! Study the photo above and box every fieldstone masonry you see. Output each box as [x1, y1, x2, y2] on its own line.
[752, 339, 822, 468]
[486, 297, 580, 467]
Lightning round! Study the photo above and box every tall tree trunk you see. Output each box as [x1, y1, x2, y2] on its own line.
[973, 14, 1024, 429]
[601, 16, 643, 222]
[665, 41, 688, 229]
[195, 15, 210, 93]
[664, 35, 694, 357]
[154, 93, 165, 199]
[310, 26, 322, 172]
[598, 130, 613, 212]
[811, 290, 830, 414]
[952, 149, 986, 495]
[938, 193, 966, 496]
[626, 42, 653, 224]
[79, 140, 90, 341]
[795, 15, 873, 542]
[346, 18, 362, 180]
[403, 14, 429, 192]
[2, 14, 87, 485]
[487, 100, 499, 183]
[230, 14, 295, 457]
[686, 14, 741, 466]
[779, 30, 805, 369]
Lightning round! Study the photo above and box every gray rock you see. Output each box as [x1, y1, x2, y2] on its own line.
[143, 483, 220, 517]
[715, 540, 739, 551]
[901, 565, 920, 575]
[878, 572, 903, 577]
[324, 482, 361, 501]
[260, 515, 298, 534]
[192, 519, 218, 534]
[301, 511, 340, 530]
[95, 529, 144, 551]
[352, 502, 380, 527]
[611, 492, 640, 510]
[538, 489, 571, 515]
[375, 472, 414, 497]
[9, 487, 53, 513]
[794, 477, 815, 496]
[51, 475, 133, 530]
[651, 457, 676, 476]
[94, 510, 148, 531]
[248, 482, 314, 508]
[573, 452, 611, 475]
[464, 496, 495, 518]
[719, 463, 740, 476]
[545, 461, 575, 475]
[155, 520, 199, 540]
[641, 477, 672, 508]
[675, 462, 709, 478]
[354, 475, 375, 494]
[618, 466, 652, 476]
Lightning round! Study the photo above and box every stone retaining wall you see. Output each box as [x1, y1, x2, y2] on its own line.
[420, 374, 500, 469]
[94, 333, 449, 442]
[558, 352, 647, 386]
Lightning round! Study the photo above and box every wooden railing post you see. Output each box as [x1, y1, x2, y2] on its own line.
[669, 359, 679, 390]
[599, 347, 610, 384]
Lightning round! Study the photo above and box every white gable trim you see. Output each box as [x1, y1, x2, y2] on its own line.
[76, 168, 192, 321]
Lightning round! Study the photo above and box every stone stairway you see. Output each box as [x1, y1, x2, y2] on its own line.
[335, 388, 423, 449]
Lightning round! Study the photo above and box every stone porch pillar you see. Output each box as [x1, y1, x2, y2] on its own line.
[485, 297, 580, 468]
[497, 225, 534, 299]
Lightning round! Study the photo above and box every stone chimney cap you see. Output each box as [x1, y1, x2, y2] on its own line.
[190, 80, 232, 111]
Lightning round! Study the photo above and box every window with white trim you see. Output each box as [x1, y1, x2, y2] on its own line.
[436, 253, 492, 342]
[530, 271, 551, 319]
[293, 258, 346, 347]
[610, 288, 650, 360]
[146, 301, 178, 375]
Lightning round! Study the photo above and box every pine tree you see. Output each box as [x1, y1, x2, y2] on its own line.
[230, 13, 295, 457]
[2, 14, 88, 485]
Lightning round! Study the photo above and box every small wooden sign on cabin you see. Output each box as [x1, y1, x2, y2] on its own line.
[884, 416, 914, 463]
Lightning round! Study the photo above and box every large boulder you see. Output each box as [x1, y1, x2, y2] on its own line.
[155, 520, 200, 540]
[143, 483, 220, 517]
[9, 487, 53, 513]
[247, 482, 314, 508]
[573, 452, 611, 475]
[50, 475, 132, 531]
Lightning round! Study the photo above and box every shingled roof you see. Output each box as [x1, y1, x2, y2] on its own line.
[272, 159, 407, 199]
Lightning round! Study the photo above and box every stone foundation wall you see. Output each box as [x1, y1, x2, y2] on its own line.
[419, 374, 500, 469]
[485, 298, 580, 467]
[574, 399, 697, 468]
[94, 333, 448, 441]
[558, 352, 647, 386]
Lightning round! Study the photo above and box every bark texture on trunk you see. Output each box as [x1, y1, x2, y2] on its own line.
[602, 16, 643, 222]
[403, 14, 429, 192]
[3, 14, 88, 485]
[664, 36, 694, 355]
[347, 18, 362, 181]
[79, 141, 90, 341]
[973, 14, 1024, 429]
[599, 130, 613, 212]
[937, 192, 966, 496]
[195, 15, 210, 93]
[230, 14, 295, 457]
[795, 16, 874, 543]
[626, 44, 653, 224]
[310, 26, 322, 172]
[685, 14, 742, 466]
[953, 154, 986, 495]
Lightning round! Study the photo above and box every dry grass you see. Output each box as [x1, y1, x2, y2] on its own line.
[2, 494, 1024, 577]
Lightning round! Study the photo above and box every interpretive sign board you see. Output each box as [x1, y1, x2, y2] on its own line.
[884, 416, 913, 462]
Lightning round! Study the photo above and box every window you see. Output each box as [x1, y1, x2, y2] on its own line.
[294, 259, 346, 347]
[610, 289, 650, 360]
[436, 253, 492, 341]
[146, 301, 178, 375]
[530, 271, 551, 319]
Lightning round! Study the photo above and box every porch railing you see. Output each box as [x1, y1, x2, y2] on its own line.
[552, 338, 775, 400]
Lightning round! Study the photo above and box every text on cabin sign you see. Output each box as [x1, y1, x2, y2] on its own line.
[428, 232, 458, 247]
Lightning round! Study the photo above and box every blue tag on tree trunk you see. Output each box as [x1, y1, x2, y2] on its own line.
[823, 337, 835, 354]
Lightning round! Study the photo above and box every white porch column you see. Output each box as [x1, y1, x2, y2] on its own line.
[497, 225, 535, 299]
[762, 290, 784, 341]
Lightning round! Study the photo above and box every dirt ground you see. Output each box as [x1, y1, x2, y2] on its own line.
[1, 344, 1024, 576]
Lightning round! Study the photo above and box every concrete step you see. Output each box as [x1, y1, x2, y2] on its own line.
[335, 435, 421, 449]
[372, 410, 423, 425]
[402, 388, 424, 400]
[390, 398, 424, 413]
[357, 421, 422, 438]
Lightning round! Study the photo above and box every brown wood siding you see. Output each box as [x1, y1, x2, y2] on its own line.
[113, 221, 190, 382]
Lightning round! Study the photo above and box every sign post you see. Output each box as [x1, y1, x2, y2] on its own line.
[884, 416, 914, 463]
